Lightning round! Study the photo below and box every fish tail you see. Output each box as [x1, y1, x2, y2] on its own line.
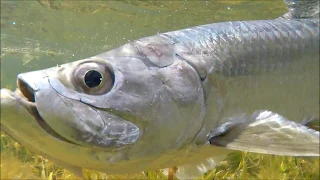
[282, 0, 319, 19]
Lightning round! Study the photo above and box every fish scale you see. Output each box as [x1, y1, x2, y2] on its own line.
[167, 20, 317, 75]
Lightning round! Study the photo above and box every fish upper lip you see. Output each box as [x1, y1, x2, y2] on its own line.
[14, 77, 80, 146]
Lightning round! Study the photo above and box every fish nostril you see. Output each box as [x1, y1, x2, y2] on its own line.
[17, 77, 35, 102]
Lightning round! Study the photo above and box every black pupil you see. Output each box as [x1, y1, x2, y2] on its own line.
[84, 70, 102, 88]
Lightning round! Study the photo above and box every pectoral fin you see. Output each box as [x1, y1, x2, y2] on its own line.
[302, 117, 320, 132]
[208, 110, 319, 157]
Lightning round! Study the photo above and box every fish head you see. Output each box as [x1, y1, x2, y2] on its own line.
[3, 35, 206, 164]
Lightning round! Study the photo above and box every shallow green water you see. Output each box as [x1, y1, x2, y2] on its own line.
[1, 1, 320, 180]
[0, 0, 286, 88]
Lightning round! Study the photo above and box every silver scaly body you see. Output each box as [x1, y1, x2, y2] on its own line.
[160, 18, 319, 136]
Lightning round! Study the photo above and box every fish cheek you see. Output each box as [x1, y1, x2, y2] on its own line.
[35, 88, 109, 147]
[158, 60, 204, 104]
[157, 60, 206, 143]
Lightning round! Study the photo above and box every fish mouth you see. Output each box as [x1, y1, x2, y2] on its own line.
[16, 77, 80, 146]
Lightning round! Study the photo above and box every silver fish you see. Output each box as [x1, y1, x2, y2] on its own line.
[1, 0, 319, 179]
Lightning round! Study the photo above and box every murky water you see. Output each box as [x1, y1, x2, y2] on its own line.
[0, 0, 286, 88]
[1, 1, 320, 179]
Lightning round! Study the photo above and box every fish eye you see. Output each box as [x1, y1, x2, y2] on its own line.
[72, 62, 114, 95]
[84, 70, 103, 88]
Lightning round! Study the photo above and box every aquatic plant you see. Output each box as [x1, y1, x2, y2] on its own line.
[1, 131, 319, 180]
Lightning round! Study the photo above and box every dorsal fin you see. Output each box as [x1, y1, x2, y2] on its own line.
[282, 0, 319, 19]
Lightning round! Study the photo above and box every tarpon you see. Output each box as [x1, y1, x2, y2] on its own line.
[1, 0, 319, 179]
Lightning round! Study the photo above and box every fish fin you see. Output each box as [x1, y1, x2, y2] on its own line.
[208, 110, 320, 157]
[301, 117, 320, 132]
[161, 156, 225, 180]
[281, 0, 319, 19]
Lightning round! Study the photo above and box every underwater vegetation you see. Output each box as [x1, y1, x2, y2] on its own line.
[1, 1, 319, 180]
[1, 131, 319, 180]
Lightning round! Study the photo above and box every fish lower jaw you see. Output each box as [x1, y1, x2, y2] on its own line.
[12, 86, 81, 146]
